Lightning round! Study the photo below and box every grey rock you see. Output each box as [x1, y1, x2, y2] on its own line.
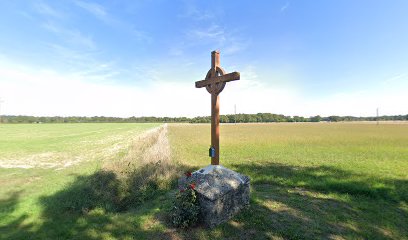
[178, 165, 250, 228]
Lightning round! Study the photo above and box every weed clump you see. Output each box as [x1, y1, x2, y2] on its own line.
[170, 179, 200, 228]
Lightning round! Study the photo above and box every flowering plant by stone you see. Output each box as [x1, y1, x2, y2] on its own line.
[170, 172, 200, 228]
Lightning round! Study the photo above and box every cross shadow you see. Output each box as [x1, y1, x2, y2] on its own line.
[1, 163, 407, 239]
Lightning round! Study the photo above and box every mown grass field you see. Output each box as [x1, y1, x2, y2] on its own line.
[1, 122, 407, 239]
[0, 123, 162, 239]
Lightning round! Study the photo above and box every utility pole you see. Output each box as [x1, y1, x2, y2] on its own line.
[234, 104, 237, 125]
[376, 107, 379, 125]
[0, 98, 4, 124]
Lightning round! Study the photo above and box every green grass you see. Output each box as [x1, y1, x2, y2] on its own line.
[1, 122, 407, 239]
[0, 123, 159, 160]
[0, 123, 163, 239]
[168, 123, 408, 239]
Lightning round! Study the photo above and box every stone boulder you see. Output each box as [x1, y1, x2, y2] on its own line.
[178, 165, 250, 228]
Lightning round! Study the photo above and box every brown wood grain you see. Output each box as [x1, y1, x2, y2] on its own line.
[195, 72, 240, 88]
[195, 51, 240, 165]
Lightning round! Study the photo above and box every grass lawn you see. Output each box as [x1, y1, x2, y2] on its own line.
[1, 122, 407, 239]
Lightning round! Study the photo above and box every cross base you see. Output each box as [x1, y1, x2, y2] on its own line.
[178, 165, 250, 228]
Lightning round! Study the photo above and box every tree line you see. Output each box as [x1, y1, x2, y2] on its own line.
[1, 113, 407, 124]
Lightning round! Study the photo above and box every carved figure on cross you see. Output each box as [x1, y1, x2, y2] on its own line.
[195, 50, 240, 165]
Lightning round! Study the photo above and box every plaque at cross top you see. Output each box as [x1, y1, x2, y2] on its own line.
[195, 50, 240, 165]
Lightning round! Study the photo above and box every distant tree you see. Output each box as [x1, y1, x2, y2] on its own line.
[2, 112, 407, 124]
[310, 115, 322, 122]
[328, 116, 341, 122]
[235, 114, 243, 123]
[293, 116, 306, 122]
[220, 115, 229, 123]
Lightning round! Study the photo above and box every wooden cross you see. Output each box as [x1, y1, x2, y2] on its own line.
[195, 50, 240, 165]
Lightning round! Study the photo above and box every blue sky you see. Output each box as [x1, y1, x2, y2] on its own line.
[0, 0, 407, 117]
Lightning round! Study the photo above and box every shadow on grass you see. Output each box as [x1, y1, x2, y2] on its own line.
[0, 190, 35, 239]
[0, 162, 187, 240]
[210, 163, 408, 240]
[161, 163, 407, 240]
[1, 163, 407, 239]
[0, 191, 22, 218]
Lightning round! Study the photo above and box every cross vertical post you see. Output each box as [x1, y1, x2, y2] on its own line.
[211, 86, 220, 165]
[195, 51, 240, 165]
[211, 51, 220, 165]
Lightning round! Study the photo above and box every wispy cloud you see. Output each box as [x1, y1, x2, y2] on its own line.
[177, 0, 250, 55]
[34, 1, 65, 18]
[1, 56, 407, 117]
[33, 2, 136, 85]
[42, 22, 96, 49]
[178, 0, 215, 21]
[74, 0, 107, 20]
[73, 0, 151, 42]
[224, 37, 250, 55]
[185, 24, 249, 55]
[34, 2, 98, 57]
[47, 43, 122, 84]
[168, 47, 184, 56]
[280, 1, 290, 12]
[188, 24, 226, 43]
[240, 65, 260, 86]
[0, 58, 206, 117]
[17, 10, 34, 20]
[383, 73, 407, 84]
[35, 3, 108, 79]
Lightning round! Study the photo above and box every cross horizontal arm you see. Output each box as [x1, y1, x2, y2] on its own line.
[195, 72, 240, 88]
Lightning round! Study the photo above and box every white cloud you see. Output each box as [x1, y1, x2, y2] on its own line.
[34, 1, 64, 18]
[0, 58, 205, 117]
[188, 24, 226, 43]
[42, 22, 96, 49]
[304, 87, 408, 117]
[45, 43, 121, 84]
[174, 1, 250, 56]
[0, 57, 406, 118]
[168, 47, 184, 56]
[178, 0, 215, 21]
[218, 66, 408, 117]
[74, 0, 107, 19]
[224, 40, 249, 55]
[185, 24, 249, 55]
[73, 1, 151, 42]
[280, 2, 290, 12]
[383, 73, 407, 84]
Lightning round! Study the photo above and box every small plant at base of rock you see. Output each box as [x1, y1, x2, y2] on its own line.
[170, 173, 200, 228]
